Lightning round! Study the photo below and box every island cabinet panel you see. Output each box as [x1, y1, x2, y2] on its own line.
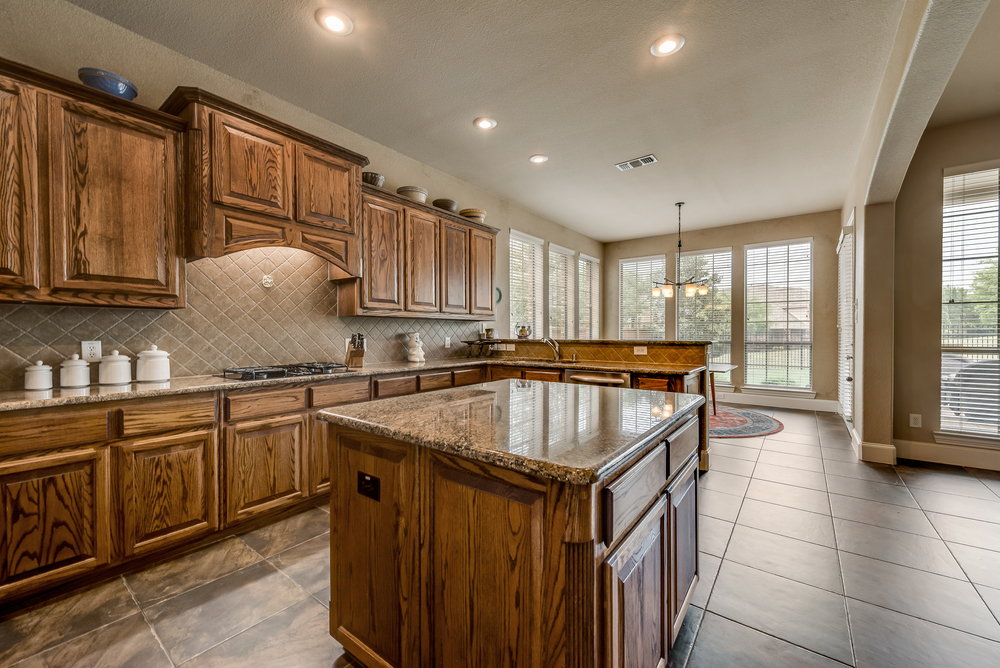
[330, 432, 420, 668]
[116, 429, 218, 558]
[0, 75, 39, 290]
[603, 445, 667, 545]
[210, 111, 293, 219]
[440, 220, 469, 314]
[667, 457, 699, 644]
[404, 209, 440, 312]
[469, 228, 495, 316]
[362, 194, 405, 311]
[604, 495, 669, 668]
[426, 455, 545, 668]
[224, 414, 305, 524]
[295, 144, 357, 233]
[0, 447, 110, 599]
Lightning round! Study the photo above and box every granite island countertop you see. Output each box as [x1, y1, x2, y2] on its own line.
[319, 379, 704, 485]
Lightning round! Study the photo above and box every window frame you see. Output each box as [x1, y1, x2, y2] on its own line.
[578, 253, 601, 340]
[618, 254, 667, 340]
[548, 243, 577, 340]
[677, 246, 733, 383]
[509, 229, 545, 340]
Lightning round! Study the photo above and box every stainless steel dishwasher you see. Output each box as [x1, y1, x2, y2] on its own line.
[564, 370, 632, 387]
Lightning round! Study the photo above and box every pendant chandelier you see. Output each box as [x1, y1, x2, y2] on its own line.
[652, 202, 708, 298]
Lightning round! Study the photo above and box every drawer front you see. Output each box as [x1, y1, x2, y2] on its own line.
[453, 367, 487, 387]
[603, 445, 667, 545]
[667, 417, 699, 478]
[0, 407, 110, 456]
[418, 371, 453, 392]
[634, 375, 679, 392]
[226, 388, 309, 422]
[489, 366, 522, 381]
[524, 369, 562, 382]
[310, 378, 370, 407]
[119, 394, 217, 438]
[374, 375, 418, 399]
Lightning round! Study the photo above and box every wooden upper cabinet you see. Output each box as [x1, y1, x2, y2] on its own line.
[48, 97, 183, 301]
[404, 209, 440, 312]
[470, 227, 495, 316]
[210, 111, 292, 219]
[363, 193, 404, 311]
[296, 145, 358, 233]
[0, 75, 39, 290]
[440, 219, 469, 314]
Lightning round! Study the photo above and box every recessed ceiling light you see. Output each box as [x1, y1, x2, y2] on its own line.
[474, 117, 497, 130]
[650, 34, 684, 57]
[316, 8, 354, 35]
[529, 154, 548, 163]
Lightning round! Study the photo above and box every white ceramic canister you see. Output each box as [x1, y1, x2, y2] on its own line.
[99, 350, 132, 385]
[60, 353, 90, 388]
[24, 360, 53, 390]
[136, 345, 170, 382]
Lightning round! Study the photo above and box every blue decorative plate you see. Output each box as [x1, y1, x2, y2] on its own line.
[78, 68, 138, 101]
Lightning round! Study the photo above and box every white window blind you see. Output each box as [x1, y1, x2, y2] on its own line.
[549, 244, 575, 339]
[678, 249, 733, 383]
[578, 254, 600, 340]
[838, 229, 854, 423]
[941, 168, 999, 436]
[619, 256, 666, 339]
[745, 240, 813, 389]
[510, 231, 544, 339]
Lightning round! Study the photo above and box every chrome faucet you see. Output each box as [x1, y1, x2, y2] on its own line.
[542, 337, 560, 361]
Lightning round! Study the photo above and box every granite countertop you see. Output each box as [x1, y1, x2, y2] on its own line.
[0, 357, 706, 413]
[319, 379, 704, 485]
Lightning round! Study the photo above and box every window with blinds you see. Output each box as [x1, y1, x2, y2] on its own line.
[549, 245, 576, 339]
[578, 254, 600, 339]
[745, 240, 813, 389]
[941, 168, 999, 436]
[678, 249, 733, 382]
[619, 256, 666, 339]
[510, 231, 544, 339]
[838, 228, 854, 423]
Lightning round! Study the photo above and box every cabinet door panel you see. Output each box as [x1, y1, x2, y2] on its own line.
[362, 195, 404, 310]
[469, 228, 495, 316]
[0, 76, 38, 289]
[404, 209, 439, 312]
[295, 145, 357, 233]
[604, 495, 668, 668]
[225, 415, 305, 524]
[440, 220, 469, 314]
[211, 112, 293, 218]
[0, 448, 109, 597]
[49, 98, 181, 297]
[668, 458, 699, 644]
[118, 429, 218, 557]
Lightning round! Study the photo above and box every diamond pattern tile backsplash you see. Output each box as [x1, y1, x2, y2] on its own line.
[0, 248, 485, 391]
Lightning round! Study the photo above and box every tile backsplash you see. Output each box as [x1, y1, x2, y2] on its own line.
[0, 248, 485, 391]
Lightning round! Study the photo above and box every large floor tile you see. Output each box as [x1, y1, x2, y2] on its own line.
[745, 478, 831, 515]
[820, 438, 855, 451]
[766, 431, 821, 446]
[909, 487, 1000, 524]
[690, 552, 722, 610]
[757, 450, 825, 472]
[840, 552, 1000, 641]
[181, 597, 346, 668]
[268, 533, 331, 594]
[707, 561, 853, 665]
[700, 470, 751, 496]
[710, 454, 757, 477]
[927, 512, 1000, 552]
[312, 586, 331, 610]
[11, 612, 170, 668]
[0, 578, 139, 666]
[240, 507, 331, 558]
[829, 494, 936, 537]
[668, 604, 703, 668]
[822, 447, 861, 463]
[753, 463, 828, 491]
[897, 467, 998, 500]
[966, 467, 1000, 499]
[715, 436, 765, 449]
[833, 518, 964, 578]
[699, 515, 735, 557]
[848, 598, 1000, 668]
[126, 537, 263, 607]
[725, 525, 844, 594]
[824, 460, 902, 485]
[826, 475, 917, 508]
[762, 439, 823, 458]
[709, 442, 759, 462]
[699, 488, 744, 522]
[737, 498, 836, 548]
[687, 612, 849, 668]
[948, 542, 1000, 590]
[144, 560, 309, 664]
[976, 583, 1000, 620]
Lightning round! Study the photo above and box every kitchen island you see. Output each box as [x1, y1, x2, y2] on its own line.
[320, 379, 704, 668]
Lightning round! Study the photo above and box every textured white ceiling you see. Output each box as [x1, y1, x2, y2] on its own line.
[928, 0, 1000, 129]
[64, 0, 906, 241]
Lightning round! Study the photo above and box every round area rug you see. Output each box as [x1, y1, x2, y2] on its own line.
[710, 406, 784, 438]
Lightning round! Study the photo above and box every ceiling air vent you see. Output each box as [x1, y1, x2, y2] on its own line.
[615, 154, 658, 172]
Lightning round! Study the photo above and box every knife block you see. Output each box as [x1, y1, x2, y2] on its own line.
[345, 348, 365, 369]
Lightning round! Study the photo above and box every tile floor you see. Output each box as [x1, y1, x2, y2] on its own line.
[3, 407, 1000, 667]
[670, 407, 1000, 668]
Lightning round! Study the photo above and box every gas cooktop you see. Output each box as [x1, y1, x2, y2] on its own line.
[222, 362, 349, 381]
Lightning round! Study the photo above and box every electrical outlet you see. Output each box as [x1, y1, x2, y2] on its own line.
[81, 341, 101, 361]
[909, 414, 922, 428]
[634, 346, 648, 355]
[445, 337, 451, 348]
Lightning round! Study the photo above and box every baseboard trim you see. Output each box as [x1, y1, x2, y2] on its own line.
[716, 391, 838, 413]
[893, 438, 1000, 470]
[860, 441, 897, 465]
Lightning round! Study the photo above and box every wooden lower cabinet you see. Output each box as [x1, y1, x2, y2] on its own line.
[308, 414, 331, 496]
[668, 458, 699, 643]
[524, 369, 562, 382]
[0, 447, 110, 598]
[489, 366, 562, 382]
[489, 366, 522, 381]
[224, 414, 306, 524]
[116, 429, 218, 558]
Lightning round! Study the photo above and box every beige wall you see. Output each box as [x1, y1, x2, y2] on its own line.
[0, 0, 602, 340]
[602, 210, 842, 401]
[894, 112, 1000, 444]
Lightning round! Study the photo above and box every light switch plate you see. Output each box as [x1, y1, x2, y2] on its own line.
[634, 346, 648, 355]
[445, 337, 451, 349]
